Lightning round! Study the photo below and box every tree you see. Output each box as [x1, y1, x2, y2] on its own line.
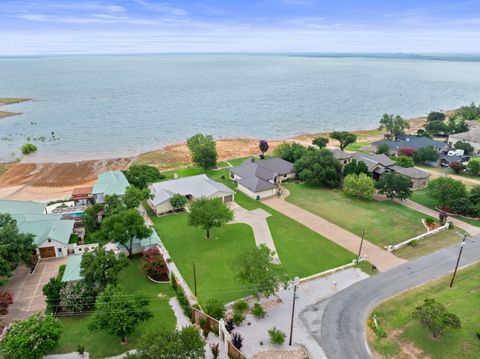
[469, 185, 480, 205]
[0, 289, 13, 315]
[294, 149, 342, 187]
[59, 280, 95, 313]
[447, 117, 468, 133]
[449, 161, 466, 174]
[133, 326, 205, 359]
[343, 173, 375, 200]
[414, 146, 439, 164]
[426, 120, 447, 135]
[143, 246, 168, 281]
[80, 247, 128, 291]
[81, 203, 104, 233]
[204, 298, 226, 320]
[398, 147, 416, 157]
[0, 214, 36, 286]
[375, 172, 412, 201]
[89, 285, 152, 343]
[312, 137, 329, 149]
[272, 142, 308, 163]
[0, 314, 62, 359]
[123, 186, 150, 209]
[43, 277, 65, 310]
[170, 193, 187, 210]
[394, 156, 415, 168]
[233, 244, 288, 298]
[427, 111, 446, 122]
[450, 198, 478, 217]
[412, 298, 461, 339]
[379, 113, 410, 139]
[343, 159, 370, 177]
[104, 194, 125, 216]
[259, 140, 269, 158]
[467, 160, 480, 176]
[186, 133, 218, 171]
[376, 143, 390, 155]
[188, 198, 234, 239]
[428, 177, 467, 209]
[330, 131, 357, 151]
[454, 141, 474, 155]
[123, 164, 165, 189]
[456, 102, 480, 121]
[95, 209, 152, 257]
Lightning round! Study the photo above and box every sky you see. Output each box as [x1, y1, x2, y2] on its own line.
[1, 0, 480, 55]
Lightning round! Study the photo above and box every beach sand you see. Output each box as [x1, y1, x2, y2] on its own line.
[0, 115, 428, 202]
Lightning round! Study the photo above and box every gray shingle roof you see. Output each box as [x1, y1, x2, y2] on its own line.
[237, 177, 277, 192]
[372, 136, 447, 151]
[389, 165, 431, 179]
[230, 158, 294, 182]
[449, 127, 480, 143]
[351, 152, 394, 169]
[328, 149, 353, 160]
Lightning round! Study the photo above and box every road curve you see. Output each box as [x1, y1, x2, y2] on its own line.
[316, 236, 480, 359]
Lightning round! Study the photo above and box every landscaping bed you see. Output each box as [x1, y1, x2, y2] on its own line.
[369, 263, 480, 359]
[285, 183, 427, 247]
[52, 257, 176, 359]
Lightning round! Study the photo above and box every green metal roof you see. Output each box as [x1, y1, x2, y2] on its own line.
[0, 199, 46, 215]
[11, 213, 74, 246]
[62, 255, 83, 282]
[92, 171, 130, 196]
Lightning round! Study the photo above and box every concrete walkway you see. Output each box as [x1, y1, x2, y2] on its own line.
[229, 203, 280, 263]
[399, 199, 480, 236]
[262, 197, 406, 272]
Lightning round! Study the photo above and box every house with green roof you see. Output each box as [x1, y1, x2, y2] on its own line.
[92, 170, 130, 203]
[104, 227, 161, 255]
[1, 200, 74, 259]
[62, 254, 83, 282]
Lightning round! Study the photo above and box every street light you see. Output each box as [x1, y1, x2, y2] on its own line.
[288, 276, 300, 346]
[450, 234, 467, 288]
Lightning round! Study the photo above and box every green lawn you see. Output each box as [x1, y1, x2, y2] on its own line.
[394, 229, 464, 260]
[345, 141, 370, 152]
[411, 188, 480, 228]
[370, 263, 480, 359]
[152, 213, 257, 305]
[285, 183, 427, 247]
[53, 257, 176, 359]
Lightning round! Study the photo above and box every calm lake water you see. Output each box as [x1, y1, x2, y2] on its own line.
[1, 54, 480, 162]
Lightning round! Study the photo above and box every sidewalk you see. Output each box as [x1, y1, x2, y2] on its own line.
[262, 197, 406, 272]
[398, 199, 480, 236]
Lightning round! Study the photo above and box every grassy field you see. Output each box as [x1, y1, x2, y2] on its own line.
[53, 257, 176, 359]
[285, 183, 427, 247]
[345, 141, 370, 152]
[411, 188, 480, 228]
[370, 263, 480, 359]
[394, 229, 464, 260]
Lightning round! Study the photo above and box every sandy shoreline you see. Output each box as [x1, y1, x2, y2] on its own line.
[0, 114, 428, 201]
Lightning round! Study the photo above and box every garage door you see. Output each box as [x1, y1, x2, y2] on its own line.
[224, 195, 233, 203]
[39, 246, 56, 258]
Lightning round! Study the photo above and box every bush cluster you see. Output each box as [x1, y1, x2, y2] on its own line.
[268, 327, 286, 345]
[170, 273, 192, 318]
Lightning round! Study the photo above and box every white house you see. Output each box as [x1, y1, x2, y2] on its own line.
[148, 174, 235, 215]
[229, 158, 295, 199]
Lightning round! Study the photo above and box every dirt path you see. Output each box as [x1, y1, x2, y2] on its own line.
[262, 197, 407, 272]
[418, 166, 480, 187]
[398, 199, 480, 236]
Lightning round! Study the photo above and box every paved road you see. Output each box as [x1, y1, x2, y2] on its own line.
[262, 197, 406, 271]
[314, 235, 480, 359]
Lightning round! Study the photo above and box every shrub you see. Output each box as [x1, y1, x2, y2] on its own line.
[170, 193, 187, 210]
[233, 300, 249, 314]
[59, 280, 95, 313]
[199, 317, 208, 330]
[268, 327, 286, 345]
[398, 147, 416, 157]
[210, 343, 220, 359]
[43, 277, 65, 310]
[449, 161, 466, 174]
[205, 299, 225, 320]
[476, 332, 480, 340]
[77, 345, 85, 355]
[225, 319, 235, 333]
[233, 312, 245, 326]
[21, 143, 37, 155]
[343, 173, 375, 200]
[424, 217, 435, 225]
[0, 290, 14, 315]
[252, 303, 266, 319]
[467, 160, 480, 176]
[394, 156, 415, 168]
[231, 332, 244, 350]
[408, 240, 418, 247]
[450, 197, 479, 217]
[376, 325, 387, 338]
[142, 246, 168, 281]
[376, 143, 390, 155]
[412, 298, 461, 338]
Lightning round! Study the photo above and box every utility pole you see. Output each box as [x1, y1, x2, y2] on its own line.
[289, 277, 300, 346]
[357, 230, 365, 261]
[193, 262, 197, 296]
[450, 235, 466, 288]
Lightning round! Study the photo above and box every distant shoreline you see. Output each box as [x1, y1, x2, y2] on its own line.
[0, 98, 31, 120]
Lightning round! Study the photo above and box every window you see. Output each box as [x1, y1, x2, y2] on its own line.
[58, 247, 62, 253]
[48, 239, 51, 243]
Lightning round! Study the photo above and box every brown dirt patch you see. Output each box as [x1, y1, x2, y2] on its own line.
[251, 348, 308, 359]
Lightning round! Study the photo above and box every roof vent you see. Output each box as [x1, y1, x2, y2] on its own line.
[406, 137, 410, 142]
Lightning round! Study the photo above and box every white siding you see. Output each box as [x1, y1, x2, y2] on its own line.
[37, 238, 69, 257]
[237, 184, 277, 199]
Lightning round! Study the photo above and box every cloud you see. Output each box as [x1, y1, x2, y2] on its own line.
[131, 0, 187, 16]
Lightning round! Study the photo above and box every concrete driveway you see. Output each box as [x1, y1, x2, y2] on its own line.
[2, 257, 67, 325]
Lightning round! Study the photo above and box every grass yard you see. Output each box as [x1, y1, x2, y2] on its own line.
[53, 257, 176, 359]
[411, 188, 480, 228]
[152, 213, 257, 305]
[394, 229, 464, 260]
[370, 263, 480, 359]
[285, 183, 427, 247]
[344, 141, 370, 152]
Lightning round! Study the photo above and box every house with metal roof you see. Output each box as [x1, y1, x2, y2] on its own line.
[229, 158, 295, 199]
[62, 254, 83, 282]
[92, 171, 130, 203]
[372, 135, 448, 155]
[148, 174, 234, 215]
[0, 199, 46, 215]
